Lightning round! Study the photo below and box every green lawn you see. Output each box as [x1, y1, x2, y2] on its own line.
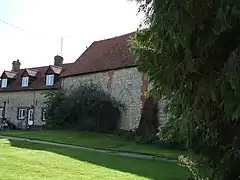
[0, 139, 190, 180]
[0, 130, 185, 159]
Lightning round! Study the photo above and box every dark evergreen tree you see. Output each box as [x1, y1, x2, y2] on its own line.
[130, 0, 240, 179]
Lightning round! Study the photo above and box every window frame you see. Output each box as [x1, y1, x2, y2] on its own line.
[46, 74, 54, 86]
[17, 108, 27, 120]
[1, 78, 8, 88]
[0, 107, 3, 118]
[21, 76, 29, 87]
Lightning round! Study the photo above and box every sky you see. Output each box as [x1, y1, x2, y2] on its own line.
[0, 0, 143, 74]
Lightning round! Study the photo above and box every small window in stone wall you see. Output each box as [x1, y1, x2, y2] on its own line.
[0, 107, 3, 118]
[18, 108, 26, 120]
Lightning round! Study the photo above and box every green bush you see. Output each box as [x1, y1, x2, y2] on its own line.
[44, 83, 125, 133]
[43, 88, 67, 128]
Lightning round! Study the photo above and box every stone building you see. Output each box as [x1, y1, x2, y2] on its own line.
[61, 32, 167, 130]
[0, 32, 167, 130]
[0, 56, 72, 128]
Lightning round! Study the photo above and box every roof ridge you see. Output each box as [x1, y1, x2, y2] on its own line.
[72, 42, 96, 61]
[50, 65, 63, 68]
[3, 70, 17, 74]
[20, 62, 73, 71]
[26, 68, 39, 72]
[94, 31, 135, 44]
[20, 65, 48, 71]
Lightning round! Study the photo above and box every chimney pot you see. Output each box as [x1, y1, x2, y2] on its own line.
[54, 55, 63, 66]
[12, 60, 21, 71]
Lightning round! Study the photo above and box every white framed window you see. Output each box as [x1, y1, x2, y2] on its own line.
[0, 108, 3, 118]
[1, 78, 8, 88]
[22, 77, 29, 87]
[18, 108, 26, 120]
[46, 75, 54, 86]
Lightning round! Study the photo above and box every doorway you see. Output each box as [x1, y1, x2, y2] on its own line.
[27, 108, 34, 126]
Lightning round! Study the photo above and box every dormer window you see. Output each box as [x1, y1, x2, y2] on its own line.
[46, 75, 54, 86]
[44, 65, 63, 86]
[1, 78, 8, 88]
[22, 77, 29, 87]
[20, 69, 38, 88]
[0, 71, 17, 88]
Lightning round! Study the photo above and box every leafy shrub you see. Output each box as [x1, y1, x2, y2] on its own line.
[44, 83, 125, 133]
[44, 88, 66, 128]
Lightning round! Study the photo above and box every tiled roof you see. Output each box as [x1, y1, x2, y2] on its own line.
[3, 71, 17, 79]
[0, 63, 72, 92]
[48, 65, 63, 75]
[61, 32, 136, 77]
[25, 69, 38, 77]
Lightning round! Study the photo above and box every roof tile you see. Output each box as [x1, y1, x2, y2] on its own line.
[49, 65, 63, 75]
[61, 32, 136, 77]
[2, 71, 17, 79]
[25, 69, 38, 77]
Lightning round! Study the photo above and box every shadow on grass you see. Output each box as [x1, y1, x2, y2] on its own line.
[8, 139, 189, 180]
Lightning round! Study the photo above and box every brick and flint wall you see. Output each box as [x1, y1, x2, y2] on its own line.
[62, 67, 167, 130]
[0, 68, 167, 130]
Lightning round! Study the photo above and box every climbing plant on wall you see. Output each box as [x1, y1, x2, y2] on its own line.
[130, 0, 240, 179]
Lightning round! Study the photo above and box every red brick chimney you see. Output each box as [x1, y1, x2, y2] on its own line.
[54, 55, 63, 66]
[12, 60, 21, 72]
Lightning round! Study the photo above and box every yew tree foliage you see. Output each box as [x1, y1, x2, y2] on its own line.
[130, 0, 240, 179]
